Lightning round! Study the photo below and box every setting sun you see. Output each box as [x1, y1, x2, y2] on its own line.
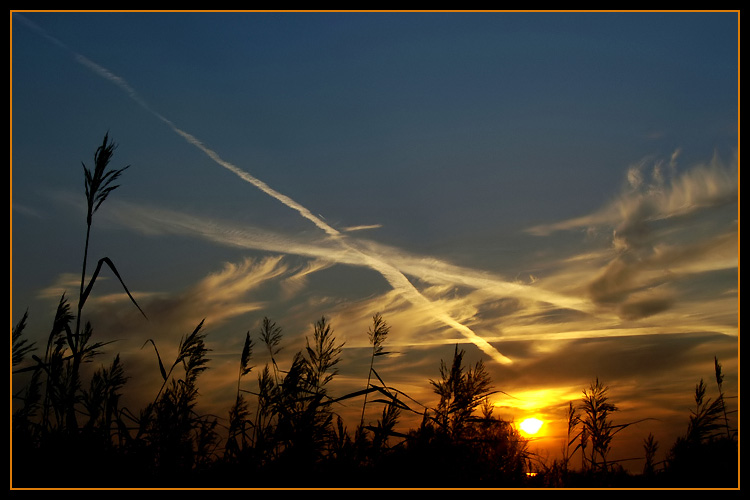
[519, 418, 544, 436]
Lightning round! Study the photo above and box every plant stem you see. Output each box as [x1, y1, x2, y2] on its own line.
[359, 345, 376, 431]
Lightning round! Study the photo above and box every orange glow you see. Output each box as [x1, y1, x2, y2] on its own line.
[519, 417, 544, 436]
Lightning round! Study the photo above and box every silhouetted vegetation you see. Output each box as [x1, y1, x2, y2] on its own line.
[11, 135, 738, 489]
[659, 359, 739, 488]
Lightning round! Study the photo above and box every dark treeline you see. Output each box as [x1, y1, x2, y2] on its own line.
[11, 134, 738, 489]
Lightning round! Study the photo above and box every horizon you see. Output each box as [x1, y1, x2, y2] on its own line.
[11, 11, 738, 483]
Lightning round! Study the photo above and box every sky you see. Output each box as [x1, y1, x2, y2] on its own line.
[11, 11, 738, 473]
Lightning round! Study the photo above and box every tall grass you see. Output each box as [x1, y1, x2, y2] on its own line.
[661, 363, 739, 487]
[578, 377, 618, 473]
[358, 312, 390, 434]
[642, 433, 658, 477]
[139, 320, 218, 481]
[12, 133, 145, 486]
[224, 331, 254, 461]
[430, 345, 495, 438]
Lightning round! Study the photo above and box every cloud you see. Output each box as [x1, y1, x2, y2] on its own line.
[112, 204, 579, 361]
[37, 272, 86, 300]
[102, 190, 738, 352]
[617, 292, 674, 321]
[77, 256, 290, 345]
[22, 13, 736, 365]
[525, 152, 737, 321]
[281, 259, 335, 299]
[525, 151, 737, 237]
[106, 201, 598, 319]
[101, 200, 589, 364]
[25, 21, 512, 364]
[148, 130, 513, 363]
[12, 203, 44, 219]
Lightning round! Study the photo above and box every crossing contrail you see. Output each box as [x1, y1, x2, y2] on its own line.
[15, 14, 513, 364]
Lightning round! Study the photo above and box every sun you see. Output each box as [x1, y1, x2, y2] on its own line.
[519, 417, 544, 436]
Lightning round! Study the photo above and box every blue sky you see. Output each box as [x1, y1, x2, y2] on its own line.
[11, 11, 738, 470]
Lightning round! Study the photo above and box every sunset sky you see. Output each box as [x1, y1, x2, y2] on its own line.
[11, 11, 738, 472]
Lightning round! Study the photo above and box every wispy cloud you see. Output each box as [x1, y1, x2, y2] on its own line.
[281, 259, 335, 299]
[525, 151, 737, 237]
[101, 196, 736, 359]
[16, 14, 516, 364]
[76, 256, 288, 341]
[38, 273, 91, 300]
[105, 200, 596, 314]
[525, 152, 738, 323]
[342, 224, 383, 232]
[11, 203, 45, 219]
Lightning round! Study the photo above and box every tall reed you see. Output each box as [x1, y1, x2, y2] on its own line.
[359, 312, 390, 433]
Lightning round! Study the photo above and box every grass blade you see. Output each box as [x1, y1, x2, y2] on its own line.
[142, 339, 167, 381]
[80, 256, 147, 320]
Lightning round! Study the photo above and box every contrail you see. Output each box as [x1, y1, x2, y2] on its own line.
[342, 224, 383, 232]
[16, 15, 340, 239]
[15, 14, 513, 364]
